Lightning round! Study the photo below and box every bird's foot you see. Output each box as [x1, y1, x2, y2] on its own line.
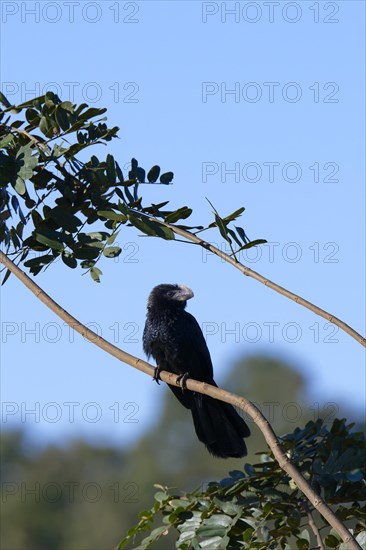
[176, 372, 190, 392]
[153, 366, 162, 385]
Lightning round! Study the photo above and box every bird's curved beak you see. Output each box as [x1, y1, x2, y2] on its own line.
[175, 284, 194, 301]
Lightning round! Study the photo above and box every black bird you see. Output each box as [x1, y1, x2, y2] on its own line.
[143, 283, 250, 458]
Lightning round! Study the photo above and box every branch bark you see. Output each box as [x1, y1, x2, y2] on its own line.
[0, 250, 361, 550]
[144, 214, 366, 348]
[302, 501, 325, 550]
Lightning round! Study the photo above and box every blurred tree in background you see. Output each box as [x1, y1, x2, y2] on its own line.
[1, 355, 364, 550]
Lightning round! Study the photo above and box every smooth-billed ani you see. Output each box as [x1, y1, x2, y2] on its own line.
[143, 283, 250, 458]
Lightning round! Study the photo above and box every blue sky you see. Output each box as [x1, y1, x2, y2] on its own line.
[0, 1, 365, 449]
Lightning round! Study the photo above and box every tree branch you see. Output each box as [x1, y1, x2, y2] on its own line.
[302, 500, 325, 550]
[5, 121, 365, 347]
[146, 215, 366, 348]
[0, 250, 361, 550]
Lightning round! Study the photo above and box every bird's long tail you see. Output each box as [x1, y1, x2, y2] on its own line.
[190, 395, 250, 458]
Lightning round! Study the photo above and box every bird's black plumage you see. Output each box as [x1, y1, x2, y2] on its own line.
[143, 283, 250, 458]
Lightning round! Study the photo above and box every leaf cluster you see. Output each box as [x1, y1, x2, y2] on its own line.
[0, 92, 266, 282]
[118, 419, 366, 550]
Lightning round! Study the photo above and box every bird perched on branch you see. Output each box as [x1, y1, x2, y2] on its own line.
[143, 283, 250, 458]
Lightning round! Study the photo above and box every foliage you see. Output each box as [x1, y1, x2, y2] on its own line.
[118, 419, 366, 550]
[1, 357, 329, 550]
[0, 92, 265, 282]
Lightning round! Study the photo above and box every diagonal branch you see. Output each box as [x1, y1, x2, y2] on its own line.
[0, 250, 361, 550]
[142, 214, 366, 348]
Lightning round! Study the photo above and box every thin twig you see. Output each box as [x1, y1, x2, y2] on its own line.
[143, 214, 366, 348]
[0, 251, 361, 550]
[302, 500, 325, 550]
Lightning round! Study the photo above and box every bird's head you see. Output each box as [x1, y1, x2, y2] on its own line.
[147, 284, 194, 309]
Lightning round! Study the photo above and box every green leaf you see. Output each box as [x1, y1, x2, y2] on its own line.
[106, 232, 119, 245]
[98, 210, 127, 222]
[79, 232, 109, 243]
[60, 101, 74, 113]
[63, 142, 91, 158]
[237, 239, 267, 252]
[103, 246, 121, 258]
[136, 166, 145, 183]
[222, 207, 245, 223]
[115, 161, 124, 183]
[296, 539, 309, 550]
[235, 226, 249, 244]
[128, 215, 174, 240]
[25, 108, 41, 127]
[78, 107, 107, 121]
[106, 154, 116, 183]
[154, 491, 168, 503]
[80, 260, 95, 269]
[197, 514, 232, 537]
[129, 158, 138, 180]
[34, 232, 64, 252]
[45, 90, 58, 103]
[55, 106, 70, 131]
[39, 116, 49, 135]
[90, 267, 102, 283]
[243, 527, 254, 542]
[10, 227, 20, 248]
[147, 165, 160, 183]
[218, 501, 241, 516]
[324, 534, 339, 547]
[356, 532, 366, 547]
[160, 171, 174, 184]
[298, 529, 310, 543]
[1, 268, 11, 286]
[0, 133, 15, 148]
[199, 536, 228, 548]
[133, 526, 168, 550]
[244, 463, 256, 476]
[228, 470, 245, 480]
[346, 469, 363, 482]
[0, 91, 12, 108]
[165, 207, 192, 224]
[61, 252, 77, 269]
[214, 213, 231, 243]
[24, 254, 55, 268]
[14, 177, 26, 195]
[50, 206, 82, 232]
[16, 144, 38, 182]
[227, 228, 242, 248]
[169, 499, 191, 510]
[73, 247, 100, 260]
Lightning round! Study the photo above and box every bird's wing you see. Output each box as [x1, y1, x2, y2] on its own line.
[175, 311, 214, 382]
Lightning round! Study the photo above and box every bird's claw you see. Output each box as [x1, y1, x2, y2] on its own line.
[176, 372, 190, 392]
[153, 366, 161, 385]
